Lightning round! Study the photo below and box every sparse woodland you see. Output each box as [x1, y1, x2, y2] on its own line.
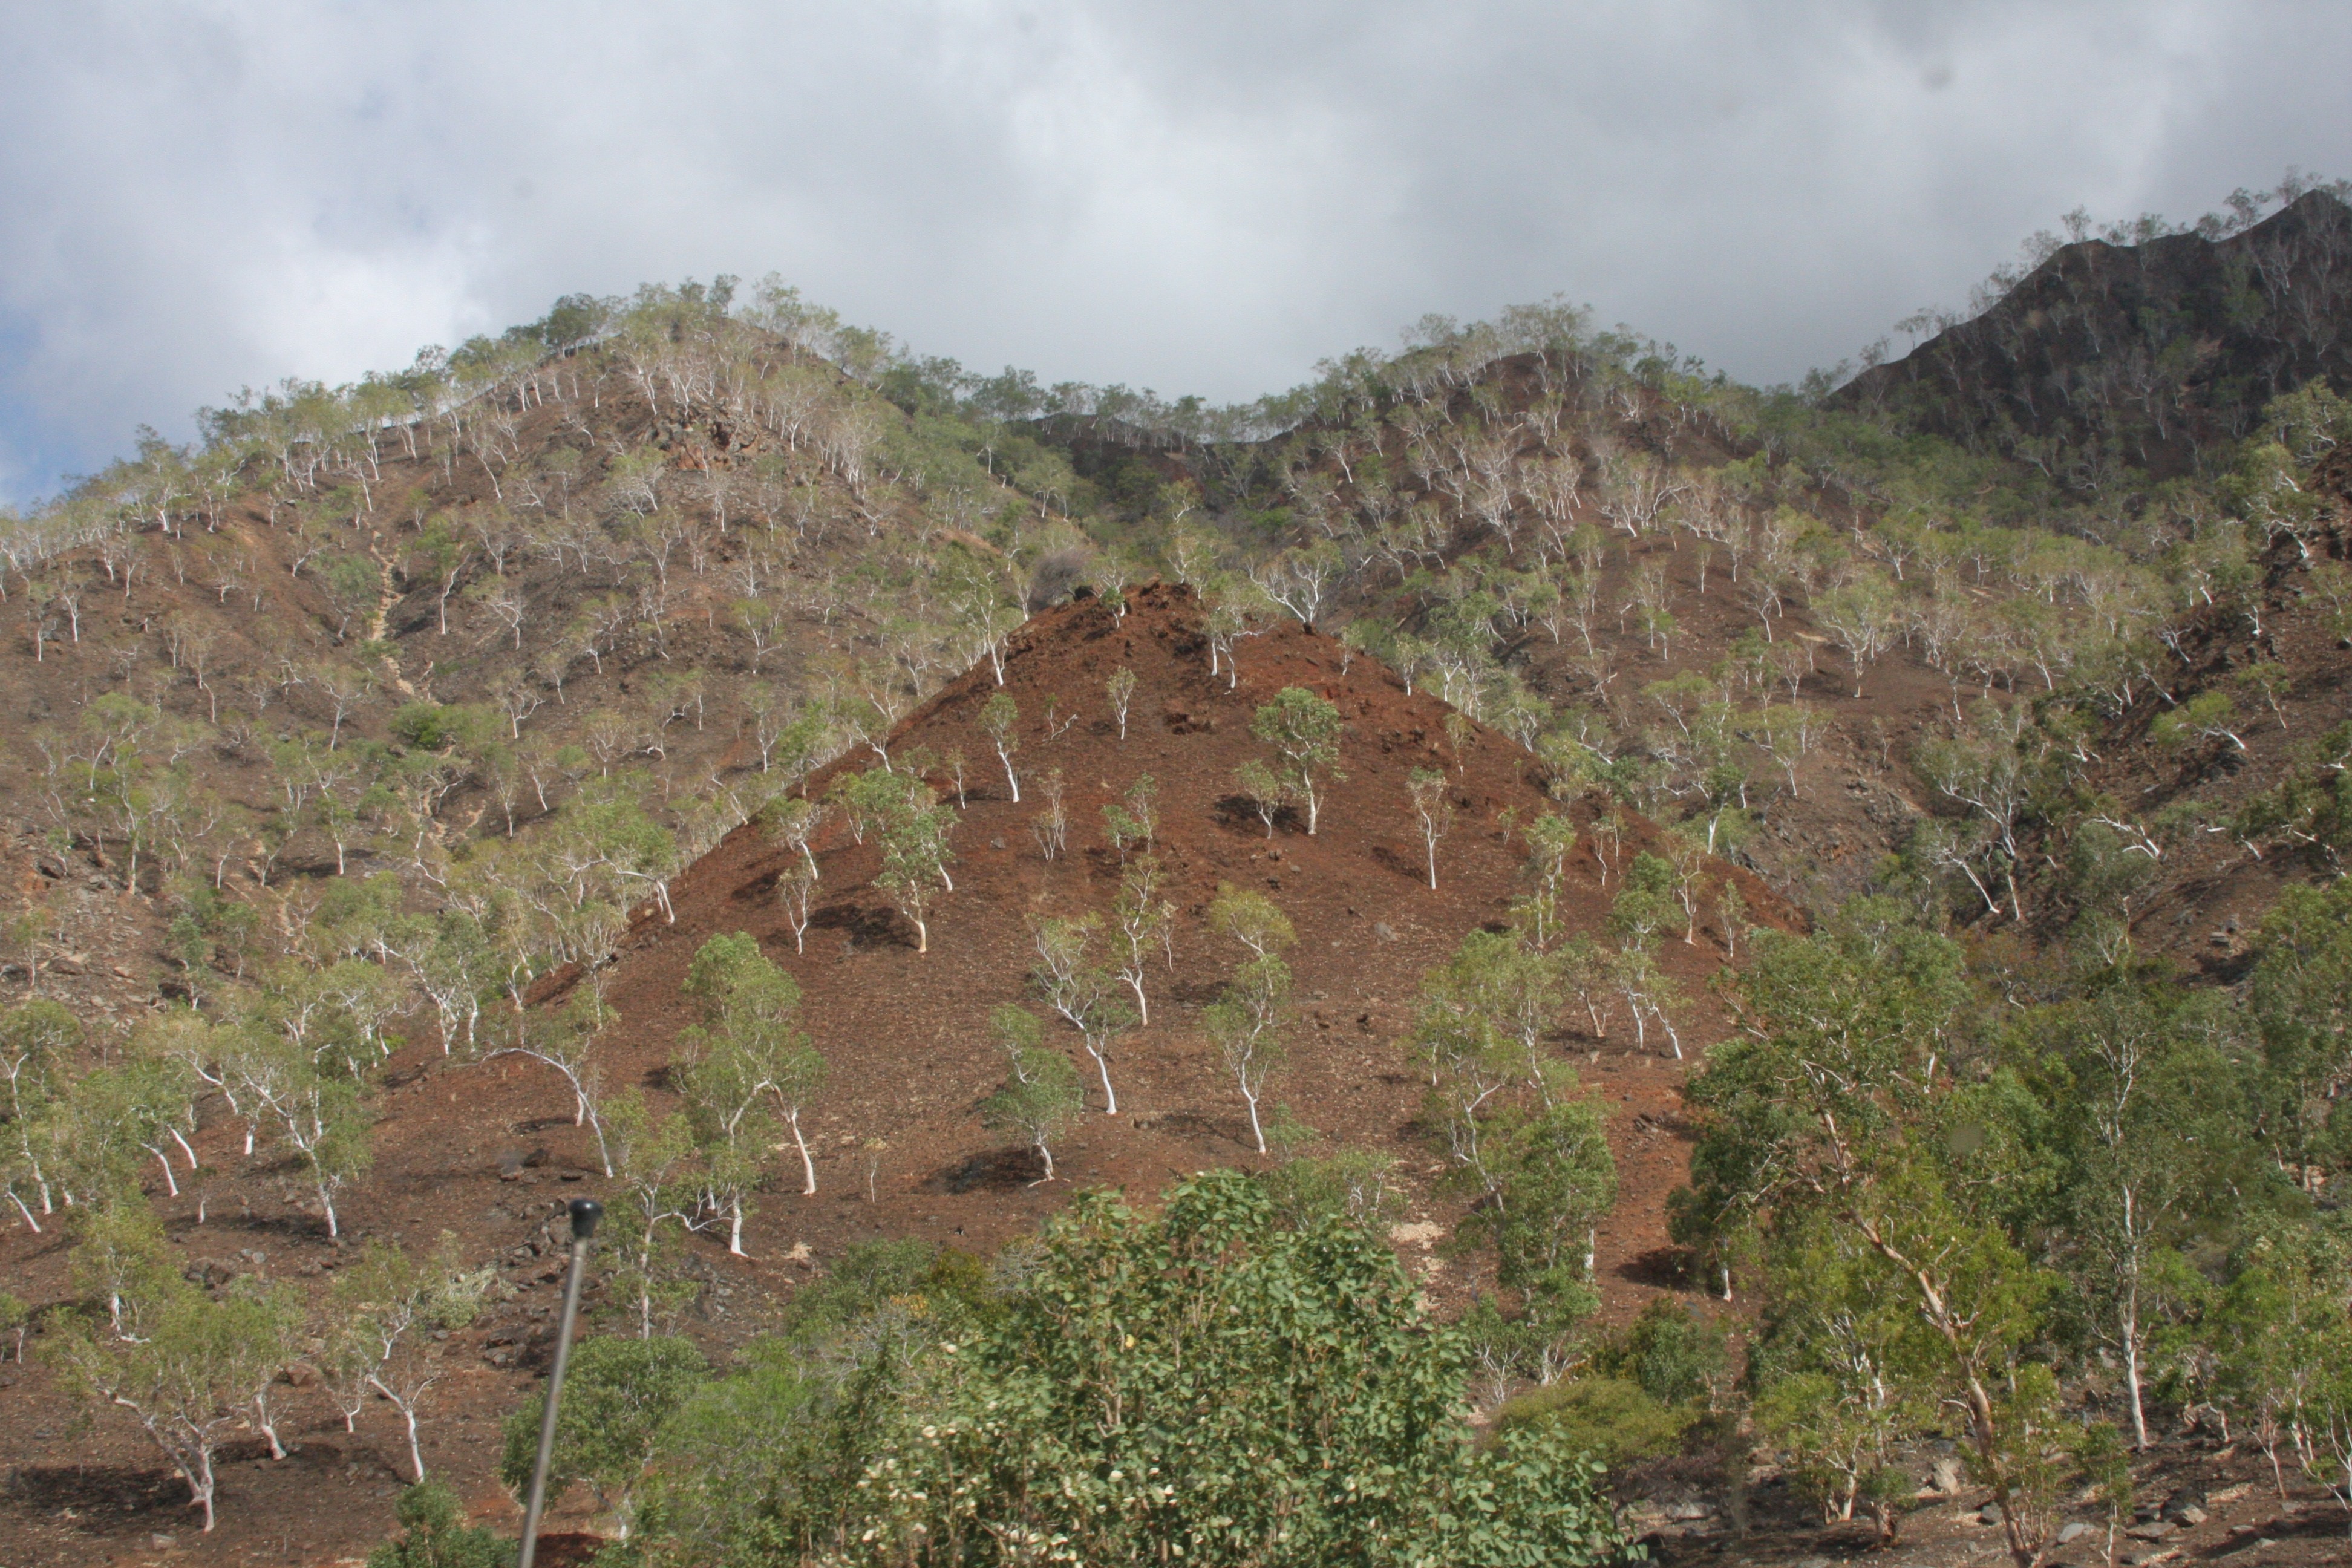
[1, 180, 2351, 1566]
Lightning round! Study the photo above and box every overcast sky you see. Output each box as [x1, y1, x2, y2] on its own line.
[3, 1, 2347, 501]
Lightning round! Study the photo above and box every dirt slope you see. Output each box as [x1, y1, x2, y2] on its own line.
[0, 582, 1787, 1567]
[572, 580, 1792, 1275]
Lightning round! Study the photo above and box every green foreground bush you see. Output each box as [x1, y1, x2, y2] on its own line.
[588, 1169, 1635, 1567]
[368, 1481, 508, 1568]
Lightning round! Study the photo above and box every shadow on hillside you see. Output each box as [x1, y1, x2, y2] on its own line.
[926, 1148, 1045, 1194]
[1129, 1109, 1253, 1148]
[808, 901, 907, 953]
[1614, 1247, 1688, 1289]
[1209, 794, 1304, 837]
[5, 1462, 195, 1534]
[209, 1210, 335, 1244]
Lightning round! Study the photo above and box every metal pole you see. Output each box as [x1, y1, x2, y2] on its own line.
[517, 1197, 601, 1568]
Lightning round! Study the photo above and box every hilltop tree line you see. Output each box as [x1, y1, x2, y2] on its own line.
[7, 196, 2350, 987]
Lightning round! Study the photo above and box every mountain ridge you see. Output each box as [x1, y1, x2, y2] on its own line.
[1835, 188, 2352, 485]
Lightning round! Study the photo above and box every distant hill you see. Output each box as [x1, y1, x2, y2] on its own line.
[1834, 188, 2352, 488]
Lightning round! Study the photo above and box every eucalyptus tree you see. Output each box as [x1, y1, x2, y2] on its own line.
[225, 1027, 372, 1239]
[981, 1004, 1083, 1181]
[876, 777, 956, 955]
[1108, 855, 1174, 1025]
[324, 1235, 493, 1481]
[1250, 687, 1345, 835]
[1031, 915, 1134, 1114]
[53, 1057, 201, 1206]
[1249, 540, 1342, 627]
[1407, 768, 1453, 890]
[979, 691, 1021, 801]
[48, 1275, 296, 1532]
[1915, 701, 2044, 923]
[1232, 759, 1286, 837]
[1679, 909, 2105, 1568]
[1814, 567, 1901, 697]
[2246, 878, 2352, 1194]
[2026, 982, 2249, 1449]
[1101, 773, 1158, 861]
[1512, 813, 1579, 950]
[0, 1000, 76, 1225]
[679, 931, 826, 1209]
[486, 991, 616, 1177]
[1207, 885, 1295, 961]
[1204, 946, 1291, 1155]
[1105, 666, 1137, 739]
[1454, 1089, 1618, 1328]
[603, 1089, 704, 1338]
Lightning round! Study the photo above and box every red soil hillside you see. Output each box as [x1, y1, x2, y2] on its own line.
[570, 580, 1795, 1286]
[0, 583, 1790, 1568]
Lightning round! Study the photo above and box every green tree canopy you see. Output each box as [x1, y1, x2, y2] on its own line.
[1250, 686, 1345, 834]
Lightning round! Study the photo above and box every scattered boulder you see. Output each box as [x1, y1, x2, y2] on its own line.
[183, 1256, 243, 1289]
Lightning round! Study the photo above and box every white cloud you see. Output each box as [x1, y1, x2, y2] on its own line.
[2, 0, 2346, 500]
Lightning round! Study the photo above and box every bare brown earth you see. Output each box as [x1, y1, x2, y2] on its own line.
[567, 578, 1795, 1246]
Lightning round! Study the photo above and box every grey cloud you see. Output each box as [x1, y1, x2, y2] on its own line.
[3, 0, 2346, 500]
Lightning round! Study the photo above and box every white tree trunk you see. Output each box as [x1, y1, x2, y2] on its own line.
[791, 1114, 816, 1195]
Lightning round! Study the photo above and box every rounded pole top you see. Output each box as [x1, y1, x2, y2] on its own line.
[568, 1198, 604, 1240]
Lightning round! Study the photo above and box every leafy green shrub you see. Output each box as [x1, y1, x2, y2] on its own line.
[390, 703, 460, 750]
[765, 1238, 996, 1351]
[367, 1481, 507, 1568]
[1256, 1148, 1404, 1231]
[1492, 1374, 1694, 1469]
[499, 1336, 709, 1536]
[855, 1171, 1626, 1566]
[1753, 1371, 1911, 1535]
[612, 1342, 832, 1568]
[1612, 1298, 1728, 1408]
[1417, 1421, 1629, 1568]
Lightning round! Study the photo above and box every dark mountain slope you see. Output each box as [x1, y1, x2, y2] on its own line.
[1835, 189, 2352, 486]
